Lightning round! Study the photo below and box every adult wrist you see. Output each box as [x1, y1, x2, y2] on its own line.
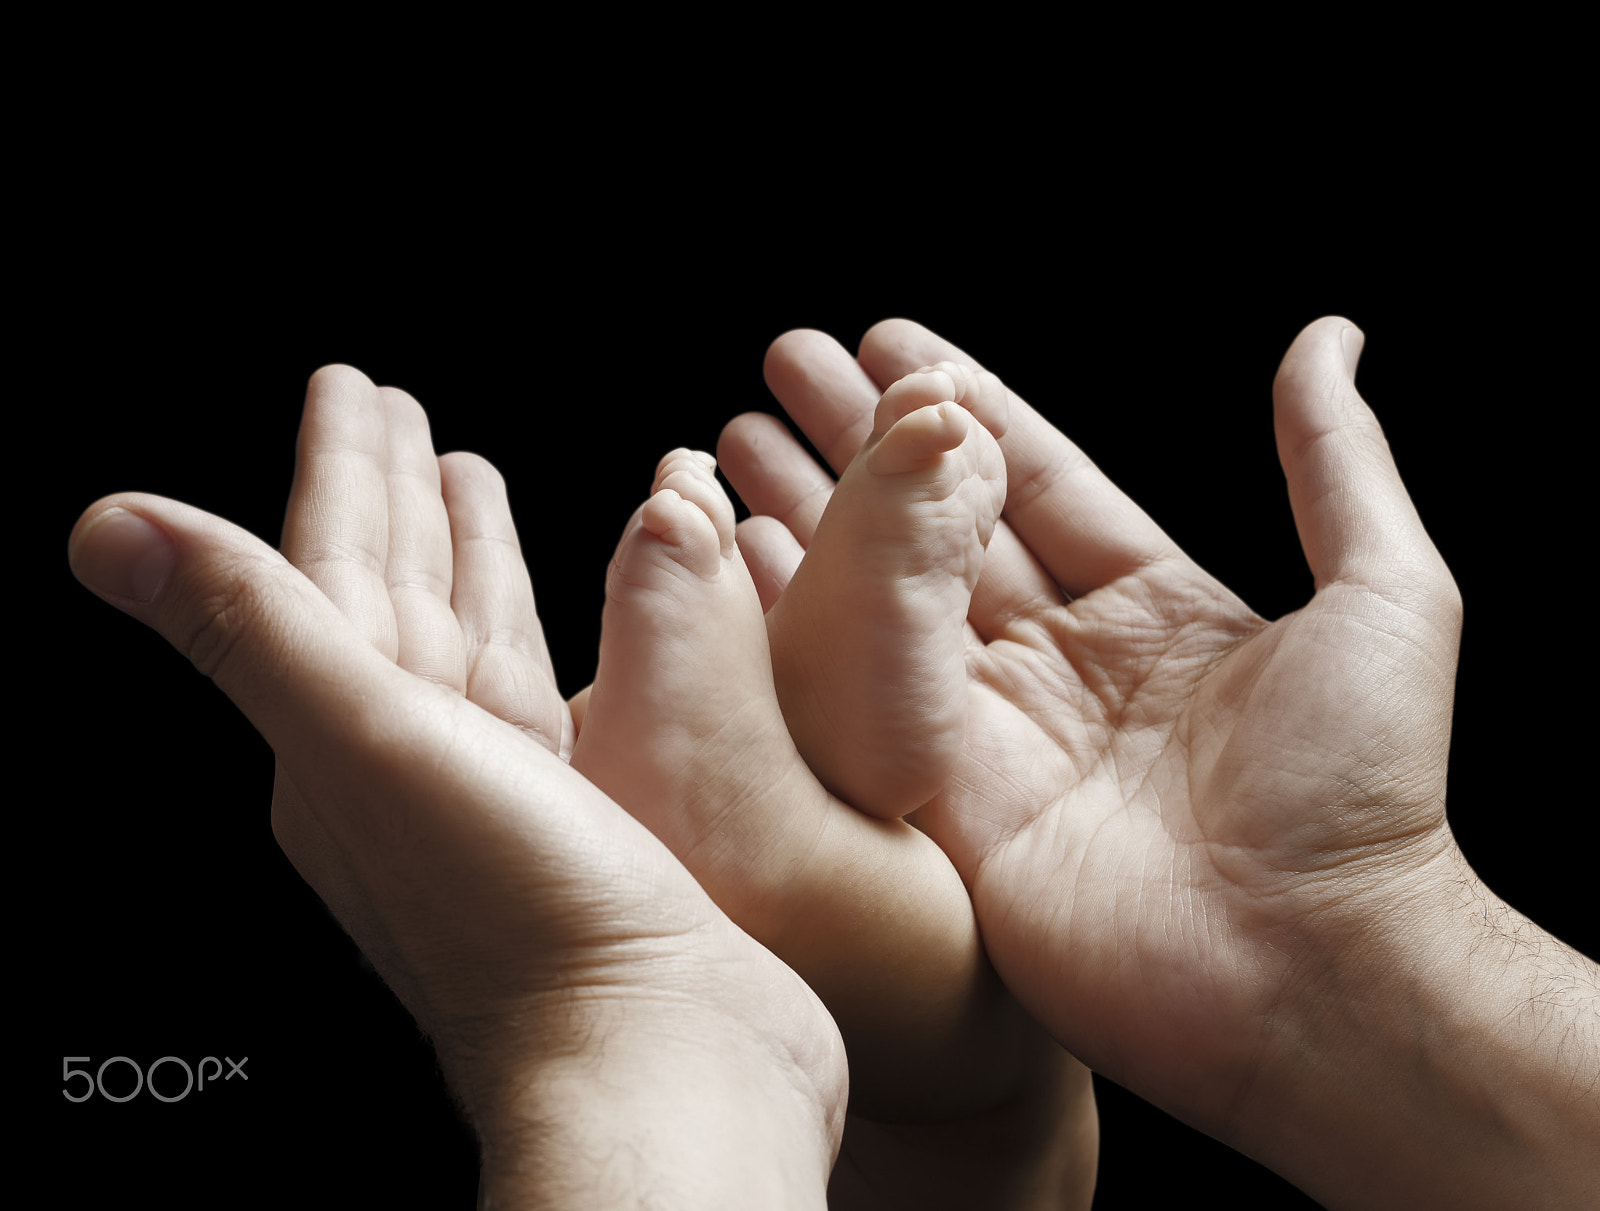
[469, 992, 844, 1210]
[1239, 848, 1600, 1208]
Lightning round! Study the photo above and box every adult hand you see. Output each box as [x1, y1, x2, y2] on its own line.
[720, 317, 1599, 1208]
[69, 367, 845, 1209]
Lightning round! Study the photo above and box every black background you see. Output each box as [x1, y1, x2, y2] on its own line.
[33, 130, 1589, 1208]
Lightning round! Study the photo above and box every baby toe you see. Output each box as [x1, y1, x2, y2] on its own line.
[654, 449, 737, 554]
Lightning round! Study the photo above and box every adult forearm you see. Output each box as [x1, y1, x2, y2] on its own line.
[1242, 856, 1600, 1209]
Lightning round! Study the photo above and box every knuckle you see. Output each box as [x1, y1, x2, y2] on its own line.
[183, 580, 257, 681]
[179, 557, 291, 683]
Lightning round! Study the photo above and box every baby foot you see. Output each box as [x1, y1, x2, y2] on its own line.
[568, 447, 1020, 1121]
[768, 362, 1008, 819]
[570, 449, 825, 935]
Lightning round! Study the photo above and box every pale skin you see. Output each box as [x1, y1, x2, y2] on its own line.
[66, 315, 1599, 1205]
[573, 370, 1031, 1100]
[567, 363, 1094, 1203]
[69, 373, 847, 1210]
[67, 364, 1086, 1210]
[573, 441, 1005, 1106]
[766, 364, 1009, 820]
[720, 315, 1600, 1208]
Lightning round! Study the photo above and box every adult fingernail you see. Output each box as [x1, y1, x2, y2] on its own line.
[1340, 325, 1365, 379]
[70, 508, 177, 602]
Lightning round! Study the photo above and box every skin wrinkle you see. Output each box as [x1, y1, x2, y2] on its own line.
[953, 699, 1058, 807]
[1039, 609, 1146, 712]
[1201, 675, 1405, 822]
[292, 508, 390, 567]
[462, 642, 544, 724]
[1316, 591, 1461, 694]
[673, 708, 824, 863]
[1037, 589, 1237, 748]
[387, 569, 457, 600]
[605, 541, 700, 599]
[969, 643, 1093, 767]
[298, 480, 389, 534]
[299, 486, 382, 549]
[1283, 407, 1390, 483]
[1295, 526, 1448, 611]
[978, 616, 1081, 686]
[468, 621, 546, 665]
[971, 582, 1053, 646]
[295, 552, 391, 598]
[184, 551, 315, 684]
[303, 435, 389, 476]
[386, 459, 443, 488]
[450, 533, 532, 593]
[385, 554, 454, 601]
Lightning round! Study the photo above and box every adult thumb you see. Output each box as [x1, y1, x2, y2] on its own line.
[68, 492, 388, 752]
[1273, 317, 1458, 625]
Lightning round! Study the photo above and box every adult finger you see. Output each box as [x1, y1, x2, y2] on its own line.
[440, 451, 571, 755]
[716, 411, 835, 547]
[380, 387, 467, 692]
[280, 365, 399, 657]
[734, 514, 805, 613]
[276, 367, 404, 959]
[858, 319, 1192, 598]
[1273, 318, 1462, 628]
[759, 327, 883, 475]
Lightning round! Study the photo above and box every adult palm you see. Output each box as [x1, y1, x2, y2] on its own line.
[720, 316, 1463, 1156]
